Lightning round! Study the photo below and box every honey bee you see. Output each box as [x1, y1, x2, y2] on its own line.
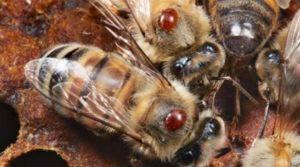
[92, 0, 258, 110]
[162, 38, 226, 99]
[253, 27, 287, 137]
[202, 0, 282, 57]
[24, 2, 226, 166]
[243, 10, 300, 167]
[98, 0, 226, 99]
[104, 0, 214, 64]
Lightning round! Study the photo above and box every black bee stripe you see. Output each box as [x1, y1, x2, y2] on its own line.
[76, 56, 109, 111]
[64, 48, 88, 60]
[46, 46, 68, 58]
[38, 46, 68, 90]
[256, 0, 277, 14]
[91, 56, 109, 80]
[38, 60, 51, 94]
[48, 48, 83, 96]
[253, 0, 276, 25]
[217, 1, 274, 25]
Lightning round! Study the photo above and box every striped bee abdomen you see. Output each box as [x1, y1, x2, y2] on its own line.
[25, 43, 140, 133]
[34, 44, 138, 101]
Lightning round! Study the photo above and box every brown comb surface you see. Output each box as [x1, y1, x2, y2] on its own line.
[0, 0, 299, 167]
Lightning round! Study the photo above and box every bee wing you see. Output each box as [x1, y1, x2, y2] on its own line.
[275, 10, 300, 133]
[25, 58, 144, 143]
[277, 0, 291, 9]
[53, 82, 144, 142]
[88, 0, 171, 88]
[284, 10, 300, 77]
[123, 0, 153, 36]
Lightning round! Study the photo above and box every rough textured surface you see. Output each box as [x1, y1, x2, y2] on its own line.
[0, 0, 299, 167]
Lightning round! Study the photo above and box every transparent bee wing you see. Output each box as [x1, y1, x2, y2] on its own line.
[284, 10, 300, 63]
[52, 82, 144, 143]
[25, 57, 145, 143]
[123, 0, 154, 36]
[24, 57, 91, 100]
[88, 0, 171, 88]
[283, 10, 300, 92]
[277, 0, 291, 9]
[275, 10, 300, 134]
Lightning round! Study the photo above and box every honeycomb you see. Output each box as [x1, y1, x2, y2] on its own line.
[0, 0, 299, 167]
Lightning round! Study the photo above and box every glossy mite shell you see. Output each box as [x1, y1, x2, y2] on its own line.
[158, 8, 178, 32]
[164, 109, 187, 131]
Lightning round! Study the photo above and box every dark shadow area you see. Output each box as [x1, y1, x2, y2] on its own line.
[0, 102, 20, 153]
[10, 150, 69, 167]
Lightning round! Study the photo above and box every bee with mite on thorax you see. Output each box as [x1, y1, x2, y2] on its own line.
[197, 0, 293, 125]
[24, 1, 227, 166]
[95, 0, 258, 115]
[243, 9, 300, 167]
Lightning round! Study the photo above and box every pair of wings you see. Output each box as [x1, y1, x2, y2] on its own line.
[279, 9, 300, 100]
[25, 0, 173, 144]
[276, 9, 300, 132]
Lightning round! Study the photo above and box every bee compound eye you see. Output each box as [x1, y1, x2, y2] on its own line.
[158, 8, 178, 32]
[171, 57, 191, 77]
[199, 43, 218, 55]
[177, 145, 200, 165]
[266, 51, 280, 64]
[164, 109, 187, 132]
[201, 118, 220, 140]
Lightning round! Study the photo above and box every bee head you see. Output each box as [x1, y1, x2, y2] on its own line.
[139, 81, 225, 165]
[174, 117, 225, 166]
[169, 41, 225, 79]
[256, 49, 282, 103]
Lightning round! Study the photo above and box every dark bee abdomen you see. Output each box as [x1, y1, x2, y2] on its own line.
[207, 0, 279, 56]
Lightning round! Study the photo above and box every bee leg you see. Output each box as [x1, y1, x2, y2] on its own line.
[234, 86, 241, 123]
[229, 77, 241, 137]
[252, 102, 270, 146]
[257, 101, 270, 138]
[211, 79, 225, 114]
[216, 76, 259, 105]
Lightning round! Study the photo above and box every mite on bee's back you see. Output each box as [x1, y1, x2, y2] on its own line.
[110, 0, 213, 63]
[104, 0, 228, 99]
